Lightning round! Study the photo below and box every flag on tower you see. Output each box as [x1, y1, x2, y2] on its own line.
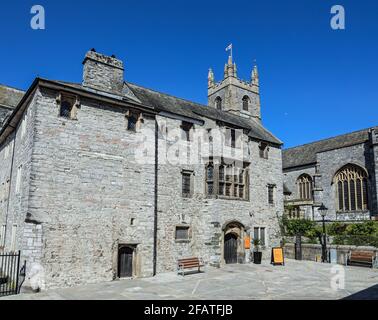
[225, 43, 232, 52]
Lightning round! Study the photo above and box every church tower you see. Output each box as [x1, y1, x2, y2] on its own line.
[208, 55, 261, 121]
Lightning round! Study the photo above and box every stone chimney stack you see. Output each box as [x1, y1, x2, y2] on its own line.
[82, 49, 124, 95]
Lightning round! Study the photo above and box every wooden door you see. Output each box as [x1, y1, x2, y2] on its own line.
[224, 233, 238, 264]
[118, 246, 133, 278]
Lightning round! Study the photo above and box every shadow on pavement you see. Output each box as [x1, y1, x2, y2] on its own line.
[342, 284, 378, 300]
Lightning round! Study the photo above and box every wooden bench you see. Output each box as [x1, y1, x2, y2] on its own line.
[347, 251, 377, 268]
[177, 257, 204, 276]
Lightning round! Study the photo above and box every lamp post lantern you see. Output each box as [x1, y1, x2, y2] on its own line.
[318, 203, 328, 263]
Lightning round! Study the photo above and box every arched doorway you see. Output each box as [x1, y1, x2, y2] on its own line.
[222, 220, 247, 265]
[118, 246, 134, 278]
[224, 233, 238, 264]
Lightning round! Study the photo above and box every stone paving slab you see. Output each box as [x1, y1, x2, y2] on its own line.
[1, 259, 378, 300]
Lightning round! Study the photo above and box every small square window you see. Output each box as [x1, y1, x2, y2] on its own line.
[58, 94, 78, 120]
[175, 226, 189, 240]
[126, 110, 141, 132]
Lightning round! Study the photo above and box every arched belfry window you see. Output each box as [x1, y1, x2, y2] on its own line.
[334, 164, 368, 212]
[215, 97, 222, 110]
[297, 174, 313, 200]
[242, 96, 250, 111]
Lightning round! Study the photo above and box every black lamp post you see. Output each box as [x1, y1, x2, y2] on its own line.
[318, 203, 328, 263]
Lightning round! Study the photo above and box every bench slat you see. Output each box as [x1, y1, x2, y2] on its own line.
[177, 257, 204, 276]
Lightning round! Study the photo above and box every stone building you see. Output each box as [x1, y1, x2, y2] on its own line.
[283, 128, 378, 222]
[0, 49, 284, 290]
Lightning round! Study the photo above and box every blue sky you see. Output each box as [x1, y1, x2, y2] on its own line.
[1, 0, 377, 148]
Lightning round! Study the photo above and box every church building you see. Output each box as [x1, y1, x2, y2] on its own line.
[0, 49, 284, 290]
[283, 128, 378, 222]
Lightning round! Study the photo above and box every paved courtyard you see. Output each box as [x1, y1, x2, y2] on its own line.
[2, 259, 378, 300]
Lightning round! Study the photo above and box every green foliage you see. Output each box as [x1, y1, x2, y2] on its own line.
[253, 239, 261, 252]
[281, 215, 316, 236]
[281, 215, 378, 247]
[330, 221, 378, 246]
[345, 221, 377, 236]
[327, 222, 348, 236]
[304, 225, 322, 243]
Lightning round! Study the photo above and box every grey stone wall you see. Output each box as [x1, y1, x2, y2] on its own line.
[283, 165, 316, 201]
[0, 92, 37, 264]
[283, 141, 376, 222]
[26, 87, 156, 289]
[284, 243, 378, 265]
[315, 143, 371, 221]
[0, 134, 15, 243]
[156, 115, 284, 272]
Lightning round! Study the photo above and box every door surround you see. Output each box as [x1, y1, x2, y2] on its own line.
[117, 244, 137, 278]
[221, 220, 246, 265]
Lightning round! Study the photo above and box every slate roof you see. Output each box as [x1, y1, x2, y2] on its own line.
[55, 80, 282, 145]
[126, 82, 282, 145]
[282, 128, 371, 169]
[0, 85, 24, 108]
[0, 85, 25, 129]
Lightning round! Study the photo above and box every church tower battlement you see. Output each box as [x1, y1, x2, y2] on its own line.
[208, 55, 261, 122]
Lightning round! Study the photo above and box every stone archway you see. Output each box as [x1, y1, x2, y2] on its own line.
[222, 221, 246, 265]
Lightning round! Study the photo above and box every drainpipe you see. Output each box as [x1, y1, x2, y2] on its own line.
[153, 119, 158, 276]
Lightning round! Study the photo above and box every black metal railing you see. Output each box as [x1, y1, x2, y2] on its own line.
[0, 251, 26, 297]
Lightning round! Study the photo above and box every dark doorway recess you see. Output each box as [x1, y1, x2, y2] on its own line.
[224, 233, 238, 264]
[118, 246, 134, 278]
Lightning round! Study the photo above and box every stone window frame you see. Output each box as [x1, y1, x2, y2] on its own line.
[267, 183, 276, 206]
[253, 226, 267, 247]
[15, 165, 22, 195]
[125, 109, 143, 132]
[181, 121, 193, 142]
[20, 111, 28, 139]
[56, 92, 80, 120]
[224, 127, 243, 150]
[215, 96, 222, 110]
[259, 142, 269, 159]
[175, 225, 191, 243]
[206, 158, 250, 201]
[334, 164, 368, 212]
[242, 95, 250, 111]
[286, 206, 303, 220]
[297, 174, 313, 200]
[0, 224, 6, 248]
[181, 169, 194, 198]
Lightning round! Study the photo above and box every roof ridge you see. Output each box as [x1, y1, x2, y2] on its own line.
[125, 81, 209, 108]
[284, 127, 372, 151]
[0, 83, 25, 92]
